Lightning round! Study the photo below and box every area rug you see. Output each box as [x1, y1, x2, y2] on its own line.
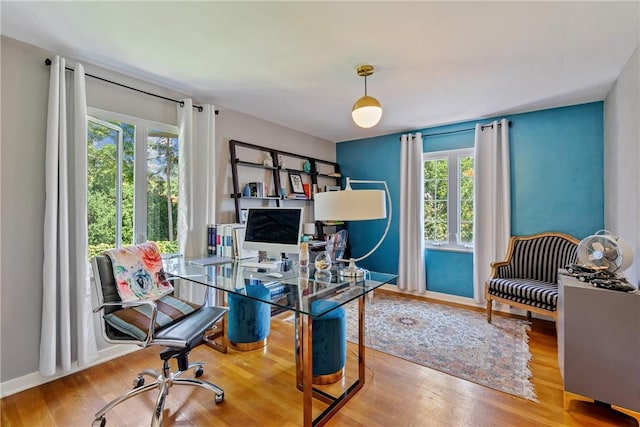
[343, 292, 537, 401]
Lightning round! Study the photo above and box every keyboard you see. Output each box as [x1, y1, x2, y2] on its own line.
[240, 261, 280, 270]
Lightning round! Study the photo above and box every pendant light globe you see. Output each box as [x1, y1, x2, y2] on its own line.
[352, 64, 382, 128]
[352, 95, 383, 128]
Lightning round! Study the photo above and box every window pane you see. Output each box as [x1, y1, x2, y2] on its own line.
[147, 131, 179, 254]
[460, 222, 474, 243]
[121, 123, 135, 246]
[87, 119, 134, 257]
[458, 155, 474, 245]
[424, 158, 449, 242]
[87, 121, 118, 256]
[460, 201, 474, 221]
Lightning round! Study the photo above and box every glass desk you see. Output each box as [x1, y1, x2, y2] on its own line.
[164, 257, 397, 427]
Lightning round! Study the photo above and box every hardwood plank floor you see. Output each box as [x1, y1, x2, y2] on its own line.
[2, 294, 638, 427]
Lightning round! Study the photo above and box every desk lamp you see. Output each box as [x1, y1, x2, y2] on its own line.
[314, 177, 391, 278]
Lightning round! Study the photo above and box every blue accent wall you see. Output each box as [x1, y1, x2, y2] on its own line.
[337, 102, 604, 297]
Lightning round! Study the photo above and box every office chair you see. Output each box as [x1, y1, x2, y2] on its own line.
[91, 242, 228, 427]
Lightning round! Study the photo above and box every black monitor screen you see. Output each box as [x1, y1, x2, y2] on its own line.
[243, 207, 303, 254]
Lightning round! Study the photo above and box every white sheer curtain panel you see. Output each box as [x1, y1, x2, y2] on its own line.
[473, 118, 511, 303]
[40, 56, 98, 376]
[398, 133, 426, 292]
[177, 99, 217, 257]
[177, 100, 217, 303]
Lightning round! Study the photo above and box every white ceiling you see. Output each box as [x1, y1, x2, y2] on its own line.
[2, 1, 639, 142]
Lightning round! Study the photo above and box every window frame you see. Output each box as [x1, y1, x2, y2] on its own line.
[87, 107, 179, 247]
[423, 147, 474, 252]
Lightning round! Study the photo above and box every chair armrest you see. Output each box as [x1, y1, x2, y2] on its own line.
[488, 260, 511, 280]
[94, 299, 159, 346]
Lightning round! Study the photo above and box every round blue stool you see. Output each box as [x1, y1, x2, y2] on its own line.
[311, 300, 347, 384]
[227, 284, 271, 351]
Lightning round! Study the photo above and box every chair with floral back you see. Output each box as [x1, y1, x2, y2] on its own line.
[91, 241, 228, 427]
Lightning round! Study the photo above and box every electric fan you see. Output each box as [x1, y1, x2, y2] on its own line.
[576, 230, 634, 273]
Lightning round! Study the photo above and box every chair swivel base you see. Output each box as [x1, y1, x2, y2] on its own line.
[229, 337, 267, 351]
[92, 359, 224, 427]
[313, 367, 344, 385]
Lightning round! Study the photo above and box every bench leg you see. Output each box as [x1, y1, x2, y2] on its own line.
[486, 299, 492, 323]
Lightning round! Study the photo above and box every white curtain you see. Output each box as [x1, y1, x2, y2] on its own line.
[40, 56, 98, 376]
[177, 99, 217, 257]
[473, 119, 511, 303]
[398, 133, 426, 292]
[177, 99, 217, 303]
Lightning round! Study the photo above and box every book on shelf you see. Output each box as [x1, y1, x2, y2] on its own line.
[232, 226, 259, 259]
[215, 222, 242, 258]
[207, 224, 217, 255]
[287, 193, 308, 200]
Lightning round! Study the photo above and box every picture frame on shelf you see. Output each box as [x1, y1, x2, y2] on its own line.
[289, 173, 305, 194]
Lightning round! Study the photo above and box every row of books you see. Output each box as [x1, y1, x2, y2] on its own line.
[207, 223, 259, 259]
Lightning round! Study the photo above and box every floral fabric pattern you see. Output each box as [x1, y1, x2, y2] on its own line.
[104, 242, 173, 302]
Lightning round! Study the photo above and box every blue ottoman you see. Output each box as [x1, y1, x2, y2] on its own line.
[227, 284, 271, 351]
[311, 300, 347, 385]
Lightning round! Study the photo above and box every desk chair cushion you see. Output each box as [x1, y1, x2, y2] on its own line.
[155, 306, 228, 350]
[104, 295, 200, 341]
[104, 242, 173, 302]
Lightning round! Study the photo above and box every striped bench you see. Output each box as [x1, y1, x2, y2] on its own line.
[485, 232, 579, 323]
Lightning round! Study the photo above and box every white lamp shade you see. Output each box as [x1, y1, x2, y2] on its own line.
[314, 189, 386, 221]
[352, 96, 382, 128]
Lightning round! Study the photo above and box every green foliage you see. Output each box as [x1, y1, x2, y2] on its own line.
[459, 156, 474, 243]
[424, 158, 449, 241]
[154, 240, 179, 254]
[423, 155, 475, 245]
[87, 119, 178, 256]
[89, 240, 179, 259]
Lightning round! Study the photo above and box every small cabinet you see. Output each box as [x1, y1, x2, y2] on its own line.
[228, 139, 341, 240]
[558, 274, 640, 413]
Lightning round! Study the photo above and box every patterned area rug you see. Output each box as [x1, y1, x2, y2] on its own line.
[344, 292, 537, 401]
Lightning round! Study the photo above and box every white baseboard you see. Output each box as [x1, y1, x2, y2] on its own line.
[0, 344, 139, 399]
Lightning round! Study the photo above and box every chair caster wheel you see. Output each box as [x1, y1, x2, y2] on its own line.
[194, 366, 204, 378]
[133, 376, 145, 388]
[215, 392, 224, 403]
[92, 417, 106, 427]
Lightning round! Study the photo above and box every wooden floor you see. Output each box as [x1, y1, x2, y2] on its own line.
[2, 294, 638, 427]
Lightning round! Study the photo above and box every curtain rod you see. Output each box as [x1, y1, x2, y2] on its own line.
[401, 120, 512, 140]
[44, 58, 218, 114]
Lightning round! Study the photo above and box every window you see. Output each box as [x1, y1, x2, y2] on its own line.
[87, 108, 179, 257]
[423, 148, 474, 250]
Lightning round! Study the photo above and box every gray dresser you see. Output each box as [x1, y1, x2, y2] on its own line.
[558, 273, 640, 412]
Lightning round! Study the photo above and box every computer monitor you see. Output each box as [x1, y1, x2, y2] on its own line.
[242, 207, 304, 256]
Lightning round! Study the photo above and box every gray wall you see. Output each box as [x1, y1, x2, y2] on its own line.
[604, 45, 640, 287]
[0, 35, 334, 386]
[215, 108, 336, 225]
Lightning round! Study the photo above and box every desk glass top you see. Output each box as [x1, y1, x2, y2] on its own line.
[163, 257, 397, 317]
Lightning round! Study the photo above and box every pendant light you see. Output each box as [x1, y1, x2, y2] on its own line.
[352, 64, 382, 128]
